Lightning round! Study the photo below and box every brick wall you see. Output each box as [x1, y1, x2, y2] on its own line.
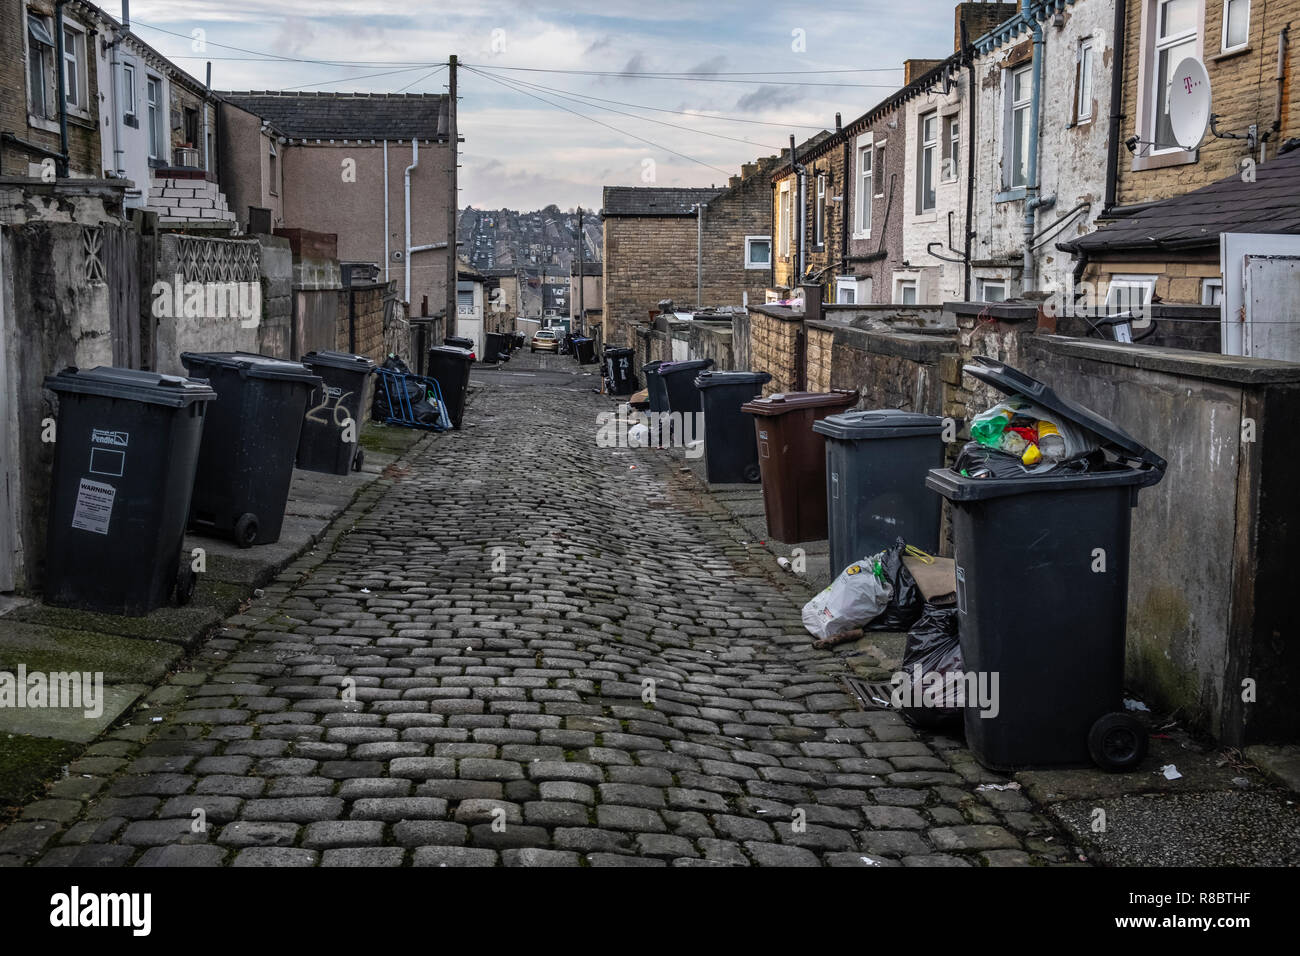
[338, 283, 388, 362]
[1, 1, 103, 178]
[748, 307, 805, 394]
[806, 325, 835, 393]
[1117, 0, 1300, 205]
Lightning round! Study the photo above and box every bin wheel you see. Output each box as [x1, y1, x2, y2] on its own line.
[234, 513, 260, 549]
[1088, 712, 1148, 772]
[743, 463, 762, 483]
[174, 564, 196, 606]
[353, 448, 365, 472]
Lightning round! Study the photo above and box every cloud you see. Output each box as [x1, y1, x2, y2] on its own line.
[734, 84, 804, 113]
[685, 56, 728, 75]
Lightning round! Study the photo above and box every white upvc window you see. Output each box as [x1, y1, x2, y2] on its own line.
[979, 279, 1007, 302]
[814, 173, 826, 246]
[894, 277, 919, 305]
[268, 140, 278, 196]
[745, 236, 772, 270]
[777, 180, 791, 257]
[61, 24, 86, 109]
[1007, 64, 1033, 188]
[836, 276, 871, 304]
[1222, 0, 1250, 52]
[856, 141, 873, 236]
[918, 111, 937, 213]
[122, 62, 137, 117]
[1076, 38, 1095, 122]
[942, 114, 960, 182]
[1105, 274, 1157, 312]
[1150, 0, 1199, 152]
[146, 75, 165, 160]
[1201, 277, 1223, 305]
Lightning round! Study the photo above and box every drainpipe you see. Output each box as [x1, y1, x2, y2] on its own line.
[54, 0, 70, 177]
[404, 138, 418, 304]
[1021, 3, 1045, 294]
[695, 201, 704, 307]
[203, 61, 211, 175]
[107, 10, 124, 177]
[789, 134, 807, 284]
[1103, 0, 1127, 214]
[383, 139, 390, 281]
[963, 24, 976, 300]
[840, 119, 850, 290]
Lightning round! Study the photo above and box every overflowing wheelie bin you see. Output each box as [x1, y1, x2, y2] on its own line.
[180, 352, 320, 547]
[740, 390, 856, 542]
[694, 370, 770, 483]
[925, 357, 1167, 772]
[297, 350, 375, 475]
[814, 409, 946, 575]
[43, 366, 216, 615]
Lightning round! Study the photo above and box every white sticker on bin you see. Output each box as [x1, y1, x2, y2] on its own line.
[72, 477, 116, 535]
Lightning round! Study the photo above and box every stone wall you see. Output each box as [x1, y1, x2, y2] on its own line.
[338, 282, 388, 362]
[748, 306, 805, 395]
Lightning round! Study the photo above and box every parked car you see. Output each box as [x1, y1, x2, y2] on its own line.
[531, 330, 559, 353]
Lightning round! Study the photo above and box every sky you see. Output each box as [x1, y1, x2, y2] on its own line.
[126, 1, 958, 211]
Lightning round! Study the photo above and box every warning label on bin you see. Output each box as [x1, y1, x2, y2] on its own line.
[72, 478, 116, 535]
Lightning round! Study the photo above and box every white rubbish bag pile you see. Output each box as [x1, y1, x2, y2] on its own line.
[801, 550, 893, 641]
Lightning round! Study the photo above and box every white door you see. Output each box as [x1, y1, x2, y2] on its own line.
[1220, 233, 1300, 359]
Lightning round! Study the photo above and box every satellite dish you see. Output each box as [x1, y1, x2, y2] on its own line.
[1168, 57, 1212, 149]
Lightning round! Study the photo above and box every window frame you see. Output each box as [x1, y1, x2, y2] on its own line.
[61, 23, 86, 111]
[918, 110, 938, 214]
[894, 277, 919, 305]
[979, 279, 1008, 303]
[122, 61, 137, 118]
[856, 137, 873, 237]
[268, 139, 279, 196]
[1006, 64, 1033, 190]
[26, 11, 55, 120]
[941, 114, 960, 183]
[1076, 38, 1095, 123]
[814, 172, 826, 247]
[146, 74, 165, 161]
[1221, 0, 1250, 53]
[1148, 0, 1200, 156]
[744, 235, 772, 270]
[777, 179, 791, 259]
[1104, 274, 1157, 313]
[1200, 277, 1223, 306]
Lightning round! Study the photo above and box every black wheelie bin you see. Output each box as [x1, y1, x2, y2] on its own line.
[43, 367, 215, 615]
[297, 350, 375, 475]
[180, 352, 320, 547]
[814, 409, 946, 575]
[925, 357, 1167, 773]
[604, 347, 636, 396]
[694, 370, 771, 483]
[427, 345, 473, 428]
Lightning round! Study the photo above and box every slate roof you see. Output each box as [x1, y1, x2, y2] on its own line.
[219, 92, 450, 141]
[1064, 144, 1300, 253]
[602, 186, 725, 217]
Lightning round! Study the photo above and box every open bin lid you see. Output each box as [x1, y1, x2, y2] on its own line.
[181, 352, 321, 385]
[926, 357, 1167, 501]
[300, 350, 377, 372]
[694, 370, 771, 389]
[814, 408, 943, 440]
[44, 366, 216, 408]
[740, 390, 856, 417]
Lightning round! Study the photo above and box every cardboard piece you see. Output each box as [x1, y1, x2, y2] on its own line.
[904, 554, 956, 604]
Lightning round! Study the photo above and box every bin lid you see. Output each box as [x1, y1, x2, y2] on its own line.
[813, 408, 944, 440]
[740, 390, 856, 417]
[299, 349, 377, 372]
[44, 366, 216, 408]
[694, 370, 772, 389]
[658, 359, 714, 377]
[181, 351, 321, 384]
[962, 356, 1166, 471]
[428, 345, 473, 359]
[641, 360, 666, 373]
[605, 347, 634, 357]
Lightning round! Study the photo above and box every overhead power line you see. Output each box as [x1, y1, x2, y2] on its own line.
[463, 66, 733, 176]
[462, 63, 900, 88]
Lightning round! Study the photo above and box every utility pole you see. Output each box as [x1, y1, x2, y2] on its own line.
[576, 207, 584, 334]
[446, 54, 458, 337]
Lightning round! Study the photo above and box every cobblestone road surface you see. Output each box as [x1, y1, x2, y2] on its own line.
[10, 351, 1078, 867]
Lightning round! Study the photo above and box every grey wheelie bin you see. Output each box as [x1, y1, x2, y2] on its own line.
[297, 350, 375, 475]
[641, 360, 669, 412]
[43, 366, 215, 615]
[695, 370, 771, 483]
[180, 352, 321, 548]
[658, 359, 714, 417]
[814, 410, 945, 575]
[925, 357, 1167, 773]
